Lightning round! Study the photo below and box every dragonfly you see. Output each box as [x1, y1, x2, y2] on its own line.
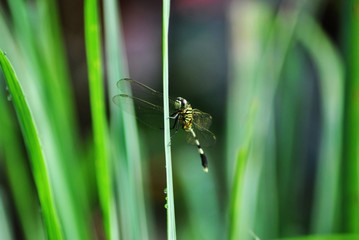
[112, 78, 216, 172]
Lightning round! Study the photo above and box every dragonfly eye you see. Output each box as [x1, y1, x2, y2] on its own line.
[174, 98, 182, 110]
[181, 98, 189, 108]
[175, 97, 189, 110]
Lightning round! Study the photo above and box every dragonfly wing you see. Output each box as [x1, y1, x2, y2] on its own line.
[192, 109, 213, 130]
[186, 127, 216, 148]
[117, 78, 163, 98]
[116, 78, 177, 111]
[113, 94, 163, 112]
[112, 93, 164, 129]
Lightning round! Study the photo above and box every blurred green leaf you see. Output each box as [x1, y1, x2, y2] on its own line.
[84, 0, 112, 238]
[296, 15, 344, 234]
[278, 234, 359, 240]
[0, 192, 14, 240]
[342, 0, 359, 233]
[0, 50, 63, 239]
[104, 0, 151, 238]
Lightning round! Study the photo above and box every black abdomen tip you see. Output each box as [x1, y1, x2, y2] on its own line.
[200, 153, 208, 173]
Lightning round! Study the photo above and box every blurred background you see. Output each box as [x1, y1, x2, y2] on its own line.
[0, 0, 357, 239]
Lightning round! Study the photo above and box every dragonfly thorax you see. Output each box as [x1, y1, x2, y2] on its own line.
[174, 97, 193, 131]
[174, 97, 190, 110]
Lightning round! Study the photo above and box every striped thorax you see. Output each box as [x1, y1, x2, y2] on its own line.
[174, 97, 193, 131]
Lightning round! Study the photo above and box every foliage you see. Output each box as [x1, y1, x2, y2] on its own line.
[0, 0, 356, 239]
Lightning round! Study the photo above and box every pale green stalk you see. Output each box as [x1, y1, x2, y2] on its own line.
[163, 0, 176, 239]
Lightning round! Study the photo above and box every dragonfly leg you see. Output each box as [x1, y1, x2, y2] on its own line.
[169, 111, 179, 119]
[170, 118, 180, 141]
[170, 127, 179, 139]
[171, 115, 179, 130]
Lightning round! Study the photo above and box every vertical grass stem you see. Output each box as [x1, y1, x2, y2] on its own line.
[163, 0, 177, 239]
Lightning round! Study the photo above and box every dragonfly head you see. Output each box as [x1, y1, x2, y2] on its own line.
[174, 97, 189, 110]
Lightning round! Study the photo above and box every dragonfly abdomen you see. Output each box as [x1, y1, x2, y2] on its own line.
[177, 99, 209, 172]
[189, 128, 208, 172]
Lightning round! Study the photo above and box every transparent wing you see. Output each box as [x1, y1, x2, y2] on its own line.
[186, 127, 216, 147]
[112, 93, 164, 129]
[116, 78, 177, 111]
[113, 79, 177, 129]
[117, 78, 163, 97]
[192, 109, 213, 130]
[113, 79, 216, 142]
[112, 94, 164, 113]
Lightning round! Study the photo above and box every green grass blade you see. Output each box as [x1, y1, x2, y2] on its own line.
[277, 234, 359, 240]
[0, 194, 13, 240]
[228, 102, 257, 240]
[296, 15, 344, 233]
[84, 0, 112, 238]
[103, 0, 151, 238]
[0, 95, 45, 240]
[102, 0, 123, 238]
[5, 0, 91, 238]
[0, 11, 45, 240]
[342, 0, 359, 233]
[228, 145, 250, 240]
[226, 4, 271, 238]
[0, 50, 63, 239]
[163, 0, 177, 239]
[227, 2, 301, 238]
